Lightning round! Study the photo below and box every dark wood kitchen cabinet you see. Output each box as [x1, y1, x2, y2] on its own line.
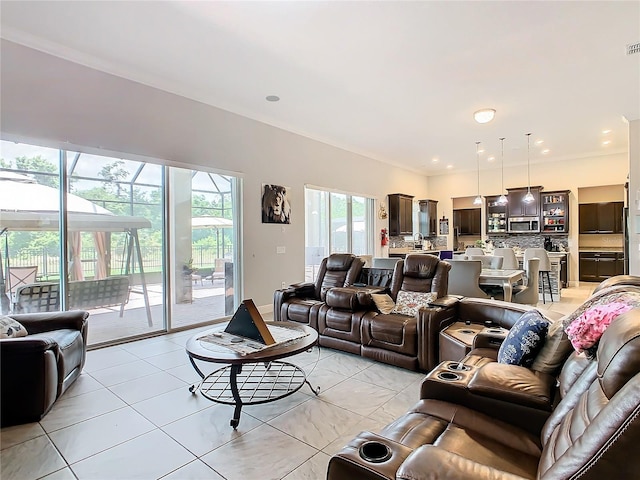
[485, 195, 507, 233]
[507, 186, 542, 217]
[388, 194, 414, 236]
[453, 208, 481, 236]
[579, 251, 624, 282]
[418, 199, 438, 237]
[578, 202, 624, 234]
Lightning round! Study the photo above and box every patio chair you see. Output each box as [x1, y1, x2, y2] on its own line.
[7, 266, 38, 296]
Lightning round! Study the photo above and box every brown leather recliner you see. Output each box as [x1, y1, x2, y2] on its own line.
[358, 254, 454, 371]
[273, 253, 364, 325]
[1, 310, 89, 427]
[328, 306, 640, 480]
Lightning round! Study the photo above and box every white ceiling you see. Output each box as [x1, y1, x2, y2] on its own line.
[1, 1, 639, 176]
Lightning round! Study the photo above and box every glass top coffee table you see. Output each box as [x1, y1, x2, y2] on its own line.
[186, 321, 319, 429]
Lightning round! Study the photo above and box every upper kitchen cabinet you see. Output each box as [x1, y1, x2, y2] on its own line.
[541, 190, 570, 234]
[485, 195, 507, 234]
[579, 202, 624, 234]
[418, 199, 438, 237]
[507, 186, 542, 217]
[388, 194, 414, 236]
[453, 208, 481, 236]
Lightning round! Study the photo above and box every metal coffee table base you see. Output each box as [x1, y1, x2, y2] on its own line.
[189, 358, 320, 428]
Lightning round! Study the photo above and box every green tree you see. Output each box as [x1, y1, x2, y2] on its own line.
[99, 160, 128, 196]
[14, 155, 59, 187]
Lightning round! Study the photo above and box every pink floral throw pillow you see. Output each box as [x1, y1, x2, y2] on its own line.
[565, 302, 633, 355]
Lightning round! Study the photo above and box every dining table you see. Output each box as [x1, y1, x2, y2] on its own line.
[478, 268, 525, 302]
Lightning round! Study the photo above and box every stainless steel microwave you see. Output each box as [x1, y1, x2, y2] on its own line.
[508, 217, 540, 233]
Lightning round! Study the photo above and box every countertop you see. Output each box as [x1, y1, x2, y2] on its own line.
[388, 247, 441, 256]
[578, 247, 623, 253]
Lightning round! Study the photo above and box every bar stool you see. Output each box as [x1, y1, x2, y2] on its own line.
[524, 248, 553, 303]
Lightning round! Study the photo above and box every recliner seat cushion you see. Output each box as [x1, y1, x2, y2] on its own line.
[283, 299, 322, 324]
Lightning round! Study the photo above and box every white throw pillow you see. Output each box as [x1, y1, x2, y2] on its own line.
[391, 291, 437, 316]
[0, 315, 28, 338]
[371, 293, 396, 314]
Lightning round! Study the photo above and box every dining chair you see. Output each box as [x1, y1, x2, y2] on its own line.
[447, 260, 489, 299]
[468, 255, 503, 269]
[493, 257, 540, 306]
[493, 248, 519, 270]
[464, 247, 485, 256]
[524, 248, 553, 303]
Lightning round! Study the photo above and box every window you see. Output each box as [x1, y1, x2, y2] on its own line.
[304, 187, 374, 281]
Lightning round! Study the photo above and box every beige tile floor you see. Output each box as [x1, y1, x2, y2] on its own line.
[0, 284, 596, 480]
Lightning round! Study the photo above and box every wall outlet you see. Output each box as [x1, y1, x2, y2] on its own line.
[276, 246, 286, 254]
[281, 281, 286, 288]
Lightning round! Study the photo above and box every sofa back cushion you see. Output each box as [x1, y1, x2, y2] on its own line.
[314, 254, 363, 299]
[389, 255, 450, 300]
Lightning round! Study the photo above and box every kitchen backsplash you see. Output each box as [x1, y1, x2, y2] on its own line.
[487, 233, 569, 251]
[389, 235, 448, 249]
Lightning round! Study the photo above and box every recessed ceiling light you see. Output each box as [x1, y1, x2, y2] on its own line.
[602, 140, 611, 145]
[487, 156, 495, 162]
[266, 95, 280, 102]
[432, 157, 439, 162]
[473, 108, 496, 124]
[541, 149, 550, 154]
[446, 164, 453, 169]
[602, 129, 612, 134]
[478, 148, 485, 154]
[535, 139, 544, 145]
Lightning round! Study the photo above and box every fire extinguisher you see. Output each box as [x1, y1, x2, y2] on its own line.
[381, 228, 388, 246]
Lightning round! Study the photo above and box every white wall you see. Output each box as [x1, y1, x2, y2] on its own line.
[427, 153, 630, 283]
[629, 119, 640, 275]
[0, 40, 429, 308]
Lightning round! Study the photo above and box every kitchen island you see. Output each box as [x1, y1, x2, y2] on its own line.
[515, 252, 568, 298]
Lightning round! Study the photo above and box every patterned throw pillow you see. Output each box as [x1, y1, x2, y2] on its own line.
[391, 291, 436, 316]
[371, 294, 396, 314]
[498, 310, 549, 367]
[565, 302, 633, 355]
[0, 315, 28, 338]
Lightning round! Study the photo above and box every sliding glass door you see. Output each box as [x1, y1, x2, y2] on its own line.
[1, 139, 241, 346]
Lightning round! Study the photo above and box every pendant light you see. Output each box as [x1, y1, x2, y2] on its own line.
[497, 137, 508, 205]
[473, 141, 482, 205]
[523, 133, 535, 204]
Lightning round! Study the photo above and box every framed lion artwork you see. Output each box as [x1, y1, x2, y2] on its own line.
[261, 184, 291, 224]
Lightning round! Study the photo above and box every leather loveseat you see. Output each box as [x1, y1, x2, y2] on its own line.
[328, 277, 640, 479]
[1, 310, 89, 426]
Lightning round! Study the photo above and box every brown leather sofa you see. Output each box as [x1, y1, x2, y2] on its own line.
[273, 253, 364, 324]
[1, 310, 89, 426]
[328, 280, 640, 479]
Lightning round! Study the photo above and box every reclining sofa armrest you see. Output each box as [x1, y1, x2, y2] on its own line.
[0, 336, 59, 356]
[473, 331, 507, 350]
[273, 282, 316, 321]
[397, 445, 528, 480]
[417, 298, 460, 371]
[11, 310, 89, 335]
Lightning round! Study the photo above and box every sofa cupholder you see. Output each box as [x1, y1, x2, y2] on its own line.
[359, 441, 392, 463]
[446, 362, 471, 372]
[458, 329, 476, 335]
[487, 329, 504, 334]
[437, 371, 462, 381]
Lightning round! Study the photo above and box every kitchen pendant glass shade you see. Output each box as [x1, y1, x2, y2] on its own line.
[523, 133, 534, 204]
[523, 190, 535, 204]
[497, 194, 508, 205]
[473, 195, 483, 205]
